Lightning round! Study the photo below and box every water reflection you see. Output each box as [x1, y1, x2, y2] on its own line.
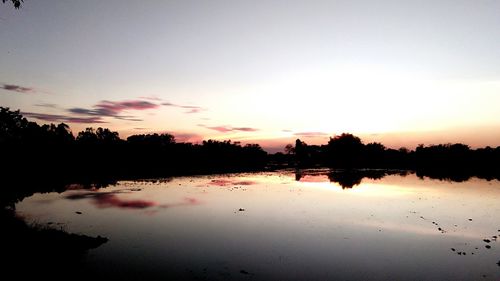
[66, 190, 201, 211]
[66, 191, 157, 209]
[12, 171, 500, 280]
[295, 169, 409, 188]
[207, 179, 257, 187]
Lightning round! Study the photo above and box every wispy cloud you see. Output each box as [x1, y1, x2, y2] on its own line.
[22, 112, 106, 124]
[1, 83, 34, 94]
[35, 103, 59, 109]
[162, 102, 204, 114]
[294, 132, 329, 137]
[26, 98, 204, 125]
[233, 127, 259, 132]
[170, 132, 203, 143]
[199, 124, 259, 133]
[139, 95, 163, 101]
[69, 100, 159, 122]
[181, 105, 203, 114]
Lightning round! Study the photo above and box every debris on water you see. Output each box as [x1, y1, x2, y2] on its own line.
[485, 245, 491, 249]
[468, 219, 473, 221]
[239, 208, 245, 212]
[75, 211, 82, 214]
[240, 270, 250, 275]
[451, 248, 456, 252]
[483, 239, 491, 243]
[497, 261, 500, 266]
[47, 222, 53, 225]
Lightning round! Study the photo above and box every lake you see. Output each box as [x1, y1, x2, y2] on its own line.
[15, 169, 500, 280]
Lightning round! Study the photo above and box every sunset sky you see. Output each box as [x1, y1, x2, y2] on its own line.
[1, 0, 500, 152]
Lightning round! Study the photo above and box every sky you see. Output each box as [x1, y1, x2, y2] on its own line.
[1, 0, 500, 152]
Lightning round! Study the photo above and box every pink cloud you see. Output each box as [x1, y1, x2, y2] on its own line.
[205, 126, 233, 133]
[68, 99, 159, 122]
[95, 100, 159, 114]
[171, 132, 203, 143]
[179, 105, 203, 113]
[294, 132, 329, 137]
[200, 125, 259, 133]
[162, 102, 204, 114]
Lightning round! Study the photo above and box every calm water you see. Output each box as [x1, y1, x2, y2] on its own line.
[16, 170, 500, 280]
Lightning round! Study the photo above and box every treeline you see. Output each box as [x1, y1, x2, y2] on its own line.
[0, 107, 267, 182]
[3, 107, 500, 184]
[273, 133, 500, 181]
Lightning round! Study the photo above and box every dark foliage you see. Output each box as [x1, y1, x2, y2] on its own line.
[2, 107, 500, 191]
[284, 133, 500, 181]
[0, 107, 268, 185]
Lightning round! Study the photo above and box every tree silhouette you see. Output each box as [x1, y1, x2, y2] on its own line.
[294, 139, 309, 166]
[76, 128, 99, 144]
[327, 133, 364, 168]
[284, 143, 295, 155]
[127, 133, 175, 146]
[2, 106, 500, 185]
[96, 127, 120, 143]
[0, 107, 28, 143]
